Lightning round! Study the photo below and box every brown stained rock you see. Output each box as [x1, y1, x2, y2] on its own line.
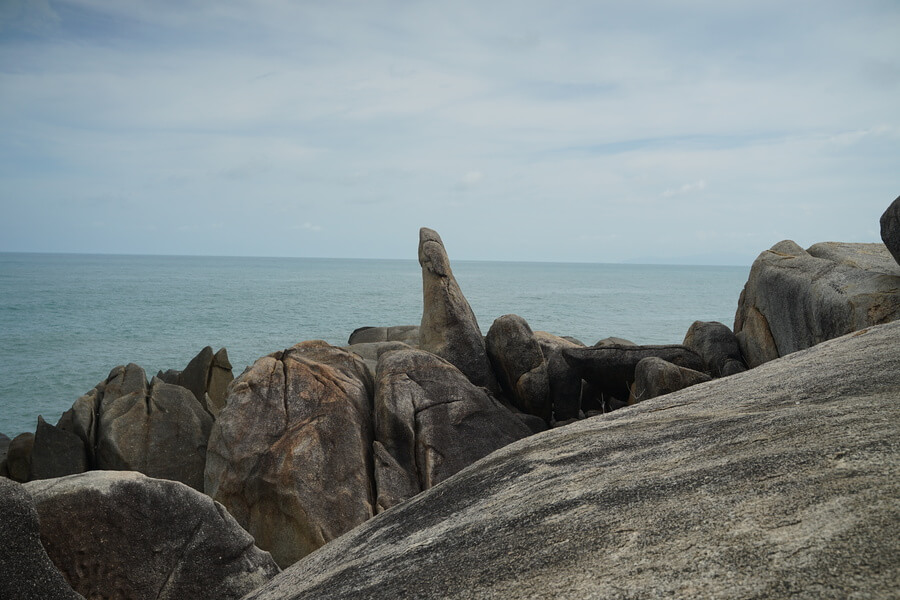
[205, 341, 375, 568]
[418, 228, 500, 394]
[734, 239, 900, 366]
[485, 315, 551, 422]
[373, 348, 532, 513]
[25, 471, 279, 600]
[95, 376, 213, 491]
[628, 357, 712, 403]
[0, 477, 84, 600]
[244, 321, 900, 600]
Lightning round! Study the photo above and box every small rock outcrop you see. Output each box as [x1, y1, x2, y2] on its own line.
[682, 320, 747, 377]
[348, 325, 419, 346]
[177, 346, 234, 416]
[418, 228, 500, 394]
[0, 433, 10, 477]
[29, 417, 87, 480]
[485, 314, 551, 422]
[533, 331, 584, 421]
[881, 194, 900, 266]
[205, 341, 375, 569]
[734, 240, 900, 367]
[0, 477, 84, 600]
[373, 348, 532, 513]
[7, 432, 35, 483]
[242, 321, 900, 600]
[628, 357, 712, 403]
[25, 471, 279, 600]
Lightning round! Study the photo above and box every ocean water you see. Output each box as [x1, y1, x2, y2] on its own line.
[0, 253, 749, 437]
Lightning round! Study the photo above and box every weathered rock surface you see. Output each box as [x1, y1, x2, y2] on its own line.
[30, 417, 87, 480]
[418, 227, 500, 393]
[95, 376, 213, 491]
[734, 239, 900, 367]
[26, 471, 279, 600]
[563, 343, 706, 401]
[177, 346, 234, 416]
[7, 431, 35, 482]
[0, 477, 84, 600]
[628, 357, 712, 403]
[594, 336, 637, 347]
[682, 320, 748, 377]
[881, 194, 900, 266]
[373, 348, 532, 513]
[243, 321, 900, 600]
[343, 341, 411, 378]
[533, 330, 584, 421]
[485, 314, 551, 422]
[348, 325, 419, 346]
[205, 341, 375, 568]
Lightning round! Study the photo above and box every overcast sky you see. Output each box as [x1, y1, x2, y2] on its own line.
[1, 0, 898, 264]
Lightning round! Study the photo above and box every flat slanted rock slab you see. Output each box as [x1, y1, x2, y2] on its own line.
[244, 321, 900, 600]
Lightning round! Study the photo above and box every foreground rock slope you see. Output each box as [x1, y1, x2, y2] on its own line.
[243, 320, 900, 600]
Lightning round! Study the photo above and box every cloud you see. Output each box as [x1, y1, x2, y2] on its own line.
[662, 180, 707, 198]
[300, 223, 322, 232]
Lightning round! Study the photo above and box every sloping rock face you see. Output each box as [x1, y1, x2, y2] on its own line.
[881, 194, 900, 265]
[628, 357, 712, 403]
[485, 314, 551, 422]
[373, 348, 532, 513]
[682, 320, 747, 377]
[177, 346, 234, 417]
[0, 477, 84, 600]
[25, 471, 279, 600]
[205, 341, 375, 568]
[244, 321, 900, 600]
[418, 228, 500, 394]
[734, 240, 900, 367]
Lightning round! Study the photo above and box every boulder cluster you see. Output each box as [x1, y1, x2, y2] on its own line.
[1, 198, 898, 599]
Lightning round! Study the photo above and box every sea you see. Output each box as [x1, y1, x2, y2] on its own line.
[0, 253, 750, 437]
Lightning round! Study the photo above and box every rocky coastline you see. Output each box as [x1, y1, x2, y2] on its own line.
[2, 196, 899, 599]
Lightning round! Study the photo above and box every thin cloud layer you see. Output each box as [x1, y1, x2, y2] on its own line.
[1, 0, 898, 263]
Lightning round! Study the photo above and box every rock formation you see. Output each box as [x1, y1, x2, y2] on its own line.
[0, 477, 84, 600]
[348, 325, 419, 346]
[177, 346, 234, 416]
[881, 194, 900, 266]
[628, 356, 712, 403]
[243, 320, 900, 600]
[25, 471, 279, 600]
[533, 331, 584, 421]
[485, 314, 551, 422]
[6, 432, 35, 483]
[0, 433, 10, 477]
[29, 417, 87, 480]
[418, 227, 500, 393]
[373, 347, 532, 513]
[734, 240, 900, 366]
[205, 341, 375, 568]
[682, 320, 747, 377]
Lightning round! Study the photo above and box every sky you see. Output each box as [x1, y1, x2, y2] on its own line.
[1, 0, 898, 264]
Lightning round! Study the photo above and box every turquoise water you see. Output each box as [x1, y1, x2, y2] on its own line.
[0, 253, 749, 437]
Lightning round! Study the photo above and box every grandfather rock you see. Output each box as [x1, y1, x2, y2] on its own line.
[205, 341, 374, 568]
[683, 320, 747, 377]
[7, 432, 35, 483]
[418, 227, 500, 393]
[26, 471, 279, 600]
[243, 320, 900, 600]
[373, 348, 532, 513]
[0, 477, 84, 600]
[486, 315, 551, 422]
[30, 417, 87, 480]
[534, 331, 584, 421]
[348, 325, 419, 346]
[96, 376, 213, 491]
[881, 194, 900, 265]
[629, 357, 712, 403]
[734, 239, 900, 366]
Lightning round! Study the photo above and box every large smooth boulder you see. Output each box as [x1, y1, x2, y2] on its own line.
[243, 321, 900, 600]
[25, 471, 279, 600]
[30, 417, 87, 480]
[205, 341, 375, 568]
[418, 228, 500, 394]
[533, 331, 584, 421]
[563, 343, 706, 401]
[734, 240, 900, 367]
[373, 348, 532, 513]
[628, 357, 712, 403]
[485, 314, 551, 422]
[348, 325, 419, 346]
[0, 477, 84, 600]
[881, 194, 900, 266]
[7, 432, 35, 483]
[177, 346, 234, 417]
[95, 376, 213, 491]
[682, 320, 748, 377]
